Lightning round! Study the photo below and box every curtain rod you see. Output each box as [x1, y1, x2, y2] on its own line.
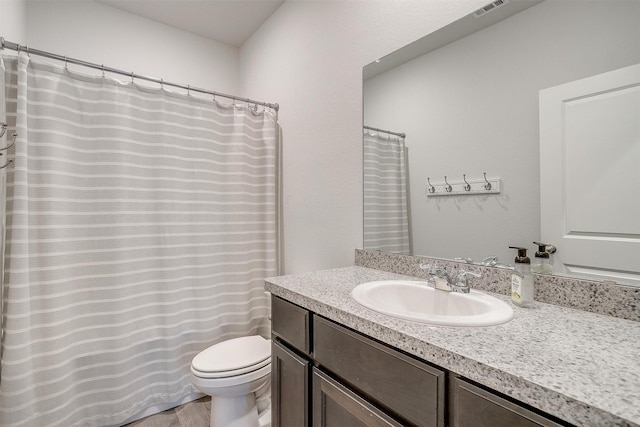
[0, 37, 279, 116]
[364, 125, 405, 139]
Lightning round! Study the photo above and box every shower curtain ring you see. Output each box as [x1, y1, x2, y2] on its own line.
[0, 123, 6, 138]
[0, 159, 13, 169]
[0, 132, 17, 151]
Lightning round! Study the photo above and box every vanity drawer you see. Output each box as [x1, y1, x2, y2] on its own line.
[272, 295, 311, 354]
[313, 316, 445, 427]
[449, 376, 565, 427]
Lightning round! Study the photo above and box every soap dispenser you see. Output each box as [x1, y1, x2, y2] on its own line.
[508, 246, 534, 308]
[532, 241, 556, 274]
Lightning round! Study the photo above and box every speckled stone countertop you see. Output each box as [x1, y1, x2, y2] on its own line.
[264, 266, 640, 427]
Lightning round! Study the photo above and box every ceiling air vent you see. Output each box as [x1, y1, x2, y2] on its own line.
[473, 0, 509, 18]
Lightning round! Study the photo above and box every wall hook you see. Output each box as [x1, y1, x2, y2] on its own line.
[463, 174, 471, 191]
[427, 177, 436, 194]
[444, 176, 452, 193]
[483, 172, 492, 190]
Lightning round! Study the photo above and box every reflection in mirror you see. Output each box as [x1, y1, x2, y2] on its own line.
[363, 0, 640, 285]
[363, 126, 411, 255]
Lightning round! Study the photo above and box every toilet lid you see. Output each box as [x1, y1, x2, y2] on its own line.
[192, 335, 271, 374]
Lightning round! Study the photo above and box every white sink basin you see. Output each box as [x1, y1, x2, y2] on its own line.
[351, 280, 514, 327]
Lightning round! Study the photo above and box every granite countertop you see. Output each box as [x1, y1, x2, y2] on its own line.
[264, 266, 640, 427]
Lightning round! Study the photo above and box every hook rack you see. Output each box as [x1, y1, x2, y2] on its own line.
[426, 173, 501, 197]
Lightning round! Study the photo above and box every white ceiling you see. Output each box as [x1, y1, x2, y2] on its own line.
[97, 0, 285, 47]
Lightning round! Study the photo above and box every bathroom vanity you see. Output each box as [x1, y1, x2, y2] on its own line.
[265, 266, 640, 427]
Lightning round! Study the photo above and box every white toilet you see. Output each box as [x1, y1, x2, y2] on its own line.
[191, 335, 272, 427]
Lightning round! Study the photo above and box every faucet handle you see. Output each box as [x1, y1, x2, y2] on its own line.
[420, 263, 447, 277]
[456, 270, 481, 285]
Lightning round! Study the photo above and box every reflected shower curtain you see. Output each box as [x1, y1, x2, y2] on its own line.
[363, 130, 411, 255]
[0, 53, 279, 426]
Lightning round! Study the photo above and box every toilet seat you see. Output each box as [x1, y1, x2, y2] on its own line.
[192, 335, 271, 379]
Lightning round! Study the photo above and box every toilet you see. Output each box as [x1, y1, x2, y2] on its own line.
[191, 335, 272, 427]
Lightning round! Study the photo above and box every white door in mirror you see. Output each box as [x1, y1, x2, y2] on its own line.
[539, 63, 640, 286]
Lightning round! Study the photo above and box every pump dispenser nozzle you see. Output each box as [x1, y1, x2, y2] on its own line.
[532, 242, 555, 274]
[508, 246, 530, 264]
[533, 241, 556, 257]
[533, 242, 550, 259]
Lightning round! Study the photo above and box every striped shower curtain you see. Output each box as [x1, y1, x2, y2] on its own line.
[363, 129, 411, 255]
[0, 53, 279, 426]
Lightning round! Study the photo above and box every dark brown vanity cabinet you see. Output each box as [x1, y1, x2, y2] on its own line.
[271, 295, 571, 427]
[271, 296, 444, 427]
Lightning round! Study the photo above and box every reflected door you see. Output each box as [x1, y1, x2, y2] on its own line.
[539, 63, 640, 285]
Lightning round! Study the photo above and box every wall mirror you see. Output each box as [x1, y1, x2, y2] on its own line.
[363, 0, 640, 286]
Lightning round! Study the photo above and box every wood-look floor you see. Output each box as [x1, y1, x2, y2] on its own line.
[123, 397, 211, 427]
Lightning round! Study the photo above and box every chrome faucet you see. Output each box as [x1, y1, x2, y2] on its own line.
[419, 264, 481, 294]
[420, 264, 453, 291]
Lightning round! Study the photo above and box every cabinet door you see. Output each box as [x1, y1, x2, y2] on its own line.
[312, 368, 404, 427]
[272, 339, 309, 427]
[450, 376, 565, 427]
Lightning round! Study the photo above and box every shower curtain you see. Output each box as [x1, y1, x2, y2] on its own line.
[363, 129, 411, 255]
[0, 53, 279, 426]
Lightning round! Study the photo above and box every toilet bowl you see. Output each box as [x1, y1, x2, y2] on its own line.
[191, 335, 271, 427]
